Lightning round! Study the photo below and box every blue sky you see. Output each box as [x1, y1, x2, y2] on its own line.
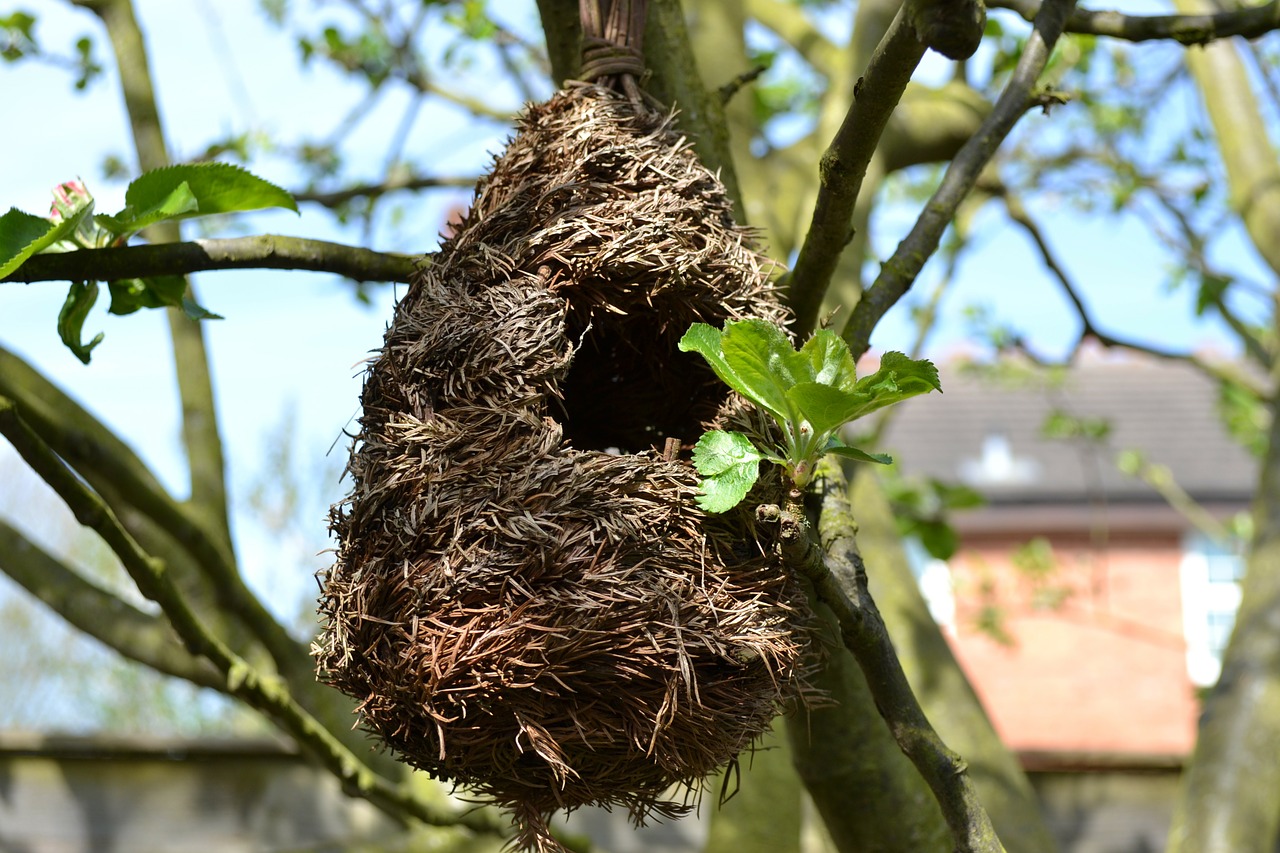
[0, 0, 1258, 642]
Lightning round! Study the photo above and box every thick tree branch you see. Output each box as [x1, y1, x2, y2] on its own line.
[4, 236, 418, 285]
[0, 519, 223, 690]
[843, 0, 1078, 359]
[1170, 379, 1280, 853]
[991, 0, 1280, 43]
[0, 396, 505, 837]
[760, 460, 1006, 853]
[787, 9, 927, 335]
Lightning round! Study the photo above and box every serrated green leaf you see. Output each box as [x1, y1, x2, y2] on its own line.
[107, 163, 298, 236]
[0, 203, 92, 278]
[107, 276, 187, 315]
[679, 323, 742, 393]
[825, 444, 893, 465]
[720, 319, 806, 421]
[58, 281, 104, 364]
[692, 430, 763, 513]
[799, 328, 858, 392]
[100, 181, 198, 236]
[843, 352, 942, 420]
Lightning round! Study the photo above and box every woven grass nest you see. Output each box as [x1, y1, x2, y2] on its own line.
[315, 82, 815, 849]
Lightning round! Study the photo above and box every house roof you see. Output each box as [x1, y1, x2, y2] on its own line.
[877, 352, 1258, 508]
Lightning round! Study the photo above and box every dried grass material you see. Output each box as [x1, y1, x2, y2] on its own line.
[315, 83, 813, 850]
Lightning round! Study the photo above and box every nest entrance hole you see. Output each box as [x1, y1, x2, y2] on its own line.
[558, 310, 726, 455]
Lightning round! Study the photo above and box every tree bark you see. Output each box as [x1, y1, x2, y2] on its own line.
[851, 469, 1058, 853]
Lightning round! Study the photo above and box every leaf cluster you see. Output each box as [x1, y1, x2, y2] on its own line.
[0, 163, 296, 362]
[679, 319, 941, 512]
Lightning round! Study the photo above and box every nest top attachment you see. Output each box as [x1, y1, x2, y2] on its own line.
[315, 81, 813, 852]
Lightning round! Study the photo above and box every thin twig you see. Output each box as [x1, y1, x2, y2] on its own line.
[990, 0, 1280, 43]
[4, 236, 417, 284]
[0, 396, 507, 837]
[842, 0, 1080, 359]
[717, 64, 768, 104]
[294, 174, 478, 208]
[991, 186, 1269, 394]
[759, 458, 1006, 853]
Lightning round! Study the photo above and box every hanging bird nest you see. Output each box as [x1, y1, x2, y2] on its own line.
[314, 9, 815, 849]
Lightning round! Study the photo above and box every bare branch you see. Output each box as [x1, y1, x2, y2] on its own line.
[991, 0, 1280, 44]
[992, 186, 1269, 394]
[843, 0, 1079, 359]
[294, 175, 478, 208]
[4, 236, 417, 285]
[0, 519, 223, 690]
[787, 9, 927, 335]
[717, 63, 768, 104]
[0, 395, 506, 837]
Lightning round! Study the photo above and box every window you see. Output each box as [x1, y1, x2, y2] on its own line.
[1180, 532, 1245, 686]
[903, 537, 956, 634]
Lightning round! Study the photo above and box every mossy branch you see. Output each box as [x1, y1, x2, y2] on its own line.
[841, 0, 1079, 359]
[760, 460, 1006, 853]
[991, 0, 1280, 43]
[0, 346, 311, 679]
[0, 395, 505, 838]
[786, 8, 927, 335]
[0, 519, 223, 690]
[3, 236, 418, 285]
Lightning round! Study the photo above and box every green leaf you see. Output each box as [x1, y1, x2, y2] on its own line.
[916, 519, 959, 560]
[720, 319, 806, 421]
[97, 180, 198, 236]
[107, 276, 188, 315]
[0, 203, 92, 278]
[787, 382, 862, 436]
[846, 352, 942, 419]
[104, 163, 298, 236]
[58, 281, 104, 364]
[798, 328, 858, 392]
[181, 295, 223, 321]
[692, 430, 763, 513]
[679, 323, 741, 393]
[825, 444, 893, 465]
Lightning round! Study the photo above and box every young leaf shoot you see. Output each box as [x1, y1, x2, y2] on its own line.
[679, 319, 940, 512]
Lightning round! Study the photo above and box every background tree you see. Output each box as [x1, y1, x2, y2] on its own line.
[2, 0, 1279, 851]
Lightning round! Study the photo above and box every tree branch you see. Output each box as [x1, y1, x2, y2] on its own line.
[990, 0, 1280, 44]
[0, 519, 223, 690]
[990, 186, 1269, 395]
[842, 0, 1079, 359]
[760, 460, 1006, 853]
[0, 348, 316, 689]
[73, 0, 232, 540]
[787, 9, 927, 336]
[294, 175, 477, 208]
[4, 236, 418, 284]
[0, 395, 505, 838]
